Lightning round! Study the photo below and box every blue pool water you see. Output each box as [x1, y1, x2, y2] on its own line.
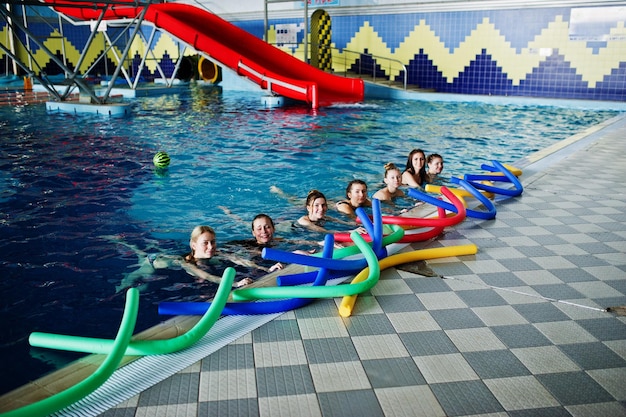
[0, 85, 619, 395]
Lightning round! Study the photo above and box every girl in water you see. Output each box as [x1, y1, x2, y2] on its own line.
[296, 189, 354, 233]
[115, 225, 253, 293]
[402, 148, 427, 188]
[336, 179, 372, 218]
[372, 162, 405, 203]
[426, 153, 445, 183]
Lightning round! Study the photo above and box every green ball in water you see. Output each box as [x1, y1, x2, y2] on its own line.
[153, 151, 171, 169]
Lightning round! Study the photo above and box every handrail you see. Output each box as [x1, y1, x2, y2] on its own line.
[327, 46, 408, 90]
[270, 42, 408, 90]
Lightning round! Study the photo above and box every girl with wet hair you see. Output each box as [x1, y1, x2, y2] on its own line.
[402, 148, 427, 188]
[426, 153, 444, 183]
[336, 179, 371, 218]
[373, 162, 405, 202]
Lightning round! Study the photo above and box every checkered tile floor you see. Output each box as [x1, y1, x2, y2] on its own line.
[99, 115, 626, 417]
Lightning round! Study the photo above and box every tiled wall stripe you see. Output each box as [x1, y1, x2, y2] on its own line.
[1, 5, 624, 101]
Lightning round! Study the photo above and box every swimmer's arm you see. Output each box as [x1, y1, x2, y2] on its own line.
[220, 252, 271, 273]
[402, 171, 421, 188]
[183, 262, 254, 288]
[297, 216, 329, 233]
[181, 262, 223, 284]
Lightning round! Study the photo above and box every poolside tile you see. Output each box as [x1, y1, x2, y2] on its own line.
[400, 330, 458, 357]
[491, 324, 552, 348]
[533, 321, 598, 345]
[302, 337, 359, 364]
[536, 371, 615, 405]
[318, 390, 384, 417]
[414, 353, 479, 383]
[362, 357, 426, 388]
[351, 334, 409, 360]
[309, 362, 371, 393]
[375, 385, 446, 417]
[386, 310, 442, 333]
[464, 350, 531, 379]
[559, 342, 626, 370]
[483, 375, 560, 411]
[446, 327, 507, 352]
[430, 380, 504, 415]
[297, 316, 350, 339]
[253, 339, 308, 367]
[473, 305, 530, 326]
[199, 398, 260, 417]
[257, 394, 321, 417]
[256, 364, 316, 397]
[343, 313, 396, 336]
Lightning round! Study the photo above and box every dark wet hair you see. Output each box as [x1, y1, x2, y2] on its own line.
[404, 148, 427, 184]
[345, 179, 367, 198]
[427, 153, 443, 164]
[305, 189, 327, 207]
[251, 213, 275, 230]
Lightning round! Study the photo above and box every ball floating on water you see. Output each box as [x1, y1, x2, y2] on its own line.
[153, 151, 171, 169]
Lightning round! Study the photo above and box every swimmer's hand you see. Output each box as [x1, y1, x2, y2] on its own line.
[355, 226, 368, 234]
[268, 262, 284, 272]
[233, 278, 253, 288]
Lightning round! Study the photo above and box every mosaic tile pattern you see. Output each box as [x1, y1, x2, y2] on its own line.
[100, 115, 626, 417]
[2, 5, 625, 100]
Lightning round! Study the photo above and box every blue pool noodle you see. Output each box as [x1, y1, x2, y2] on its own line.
[464, 160, 523, 197]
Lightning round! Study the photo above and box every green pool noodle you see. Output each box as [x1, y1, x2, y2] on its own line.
[28, 267, 235, 355]
[2, 288, 139, 417]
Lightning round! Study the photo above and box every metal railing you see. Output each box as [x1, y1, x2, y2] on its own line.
[269, 43, 408, 90]
[326, 46, 408, 90]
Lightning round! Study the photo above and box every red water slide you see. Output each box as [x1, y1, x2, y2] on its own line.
[44, 1, 364, 108]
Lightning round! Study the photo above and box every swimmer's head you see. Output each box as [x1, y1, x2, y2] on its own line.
[251, 214, 275, 245]
[306, 189, 328, 222]
[346, 179, 368, 205]
[189, 225, 216, 259]
[405, 149, 425, 173]
[427, 153, 444, 175]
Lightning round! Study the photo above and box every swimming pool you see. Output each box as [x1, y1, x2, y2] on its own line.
[0, 85, 619, 395]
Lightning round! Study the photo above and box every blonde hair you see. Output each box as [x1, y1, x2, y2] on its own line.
[187, 225, 215, 263]
[383, 162, 401, 177]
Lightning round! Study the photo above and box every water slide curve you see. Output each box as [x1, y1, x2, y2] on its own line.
[44, 1, 365, 108]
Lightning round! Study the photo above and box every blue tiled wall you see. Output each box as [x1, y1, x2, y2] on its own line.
[1, 5, 624, 101]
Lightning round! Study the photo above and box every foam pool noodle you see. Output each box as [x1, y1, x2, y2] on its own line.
[3, 288, 139, 417]
[28, 268, 235, 355]
[230, 230, 381, 301]
[338, 244, 478, 317]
